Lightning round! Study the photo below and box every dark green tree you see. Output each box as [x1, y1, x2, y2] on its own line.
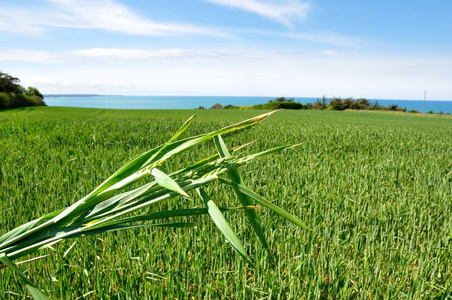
[210, 103, 224, 109]
[353, 98, 370, 110]
[328, 97, 345, 110]
[25, 86, 44, 99]
[0, 72, 46, 109]
[343, 97, 353, 110]
[0, 72, 22, 94]
[312, 96, 327, 110]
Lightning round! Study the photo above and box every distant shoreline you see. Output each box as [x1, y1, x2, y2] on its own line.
[43, 94, 452, 101]
[43, 95, 452, 114]
[44, 94, 125, 98]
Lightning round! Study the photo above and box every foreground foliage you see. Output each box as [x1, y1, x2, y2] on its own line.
[0, 110, 307, 299]
[1, 107, 451, 298]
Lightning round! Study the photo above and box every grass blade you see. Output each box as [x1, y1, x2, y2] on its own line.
[214, 135, 272, 255]
[0, 219, 42, 246]
[196, 188, 254, 267]
[151, 168, 189, 198]
[75, 223, 195, 238]
[219, 178, 312, 231]
[0, 254, 49, 300]
[157, 111, 279, 164]
[85, 182, 158, 219]
[90, 206, 260, 228]
[145, 115, 195, 165]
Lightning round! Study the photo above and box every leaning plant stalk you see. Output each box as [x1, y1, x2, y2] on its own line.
[0, 110, 308, 299]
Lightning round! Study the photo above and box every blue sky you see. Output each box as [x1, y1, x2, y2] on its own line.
[0, 0, 451, 99]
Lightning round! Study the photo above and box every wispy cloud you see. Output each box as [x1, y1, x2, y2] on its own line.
[12, 50, 452, 99]
[21, 75, 145, 94]
[205, 0, 310, 27]
[0, 0, 227, 37]
[0, 50, 60, 63]
[236, 28, 370, 48]
[285, 31, 370, 48]
[323, 50, 337, 57]
[0, 48, 185, 63]
[72, 48, 184, 60]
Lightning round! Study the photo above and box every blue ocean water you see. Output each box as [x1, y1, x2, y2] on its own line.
[44, 95, 452, 114]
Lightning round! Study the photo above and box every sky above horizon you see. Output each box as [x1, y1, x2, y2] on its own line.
[1, 0, 451, 100]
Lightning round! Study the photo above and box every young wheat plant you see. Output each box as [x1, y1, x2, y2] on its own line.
[0, 111, 308, 299]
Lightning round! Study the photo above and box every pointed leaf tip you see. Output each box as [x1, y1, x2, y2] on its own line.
[196, 188, 255, 267]
[150, 168, 189, 198]
[252, 110, 280, 124]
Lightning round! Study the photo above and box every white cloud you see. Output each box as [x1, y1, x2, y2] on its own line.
[22, 76, 142, 94]
[323, 50, 337, 57]
[72, 48, 184, 60]
[10, 49, 452, 100]
[285, 32, 369, 48]
[234, 28, 370, 48]
[0, 0, 227, 37]
[0, 9, 46, 36]
[205, 0, 310, 27]
[0, 50, 61, 63]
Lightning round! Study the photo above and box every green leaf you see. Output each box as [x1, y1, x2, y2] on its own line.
[36, 112, 280, 227]
[219, 178, 312, 231]
[85, 182, 158, 219]
[150, 168, 189, 198]
[145, 114, 195, 165]
[0, 209, 64, 249]
[213, 135, 272, 256]
[83, 132, 201, 197]
[88, 206, 259, 228]
[75, 222, 195, 238]
[0, 218, 42, 246]
[0, 253, 49, 300]
[196, 188, 254, 267]
[156, 111, 279, 165]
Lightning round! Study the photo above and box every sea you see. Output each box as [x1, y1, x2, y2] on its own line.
[44, 95, 452, 114]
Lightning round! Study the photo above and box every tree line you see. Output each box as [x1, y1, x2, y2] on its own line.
[204, 96, 412, 112]
[0, 72, 46, 110]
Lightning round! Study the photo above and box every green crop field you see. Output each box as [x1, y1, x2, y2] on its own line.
[1, 107, 451, 299]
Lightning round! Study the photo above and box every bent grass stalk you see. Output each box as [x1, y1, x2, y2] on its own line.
[0, 111, 307, 299]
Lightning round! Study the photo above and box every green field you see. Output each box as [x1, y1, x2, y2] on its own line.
[1, 107, 451, 299]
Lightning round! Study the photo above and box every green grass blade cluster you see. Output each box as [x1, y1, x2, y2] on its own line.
[0, 254, 48, 300]
[0, 110, 305, 299]
[196, 188, 254, 267]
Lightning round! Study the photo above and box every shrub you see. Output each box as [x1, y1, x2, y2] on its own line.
[312, 97, 328, 110]
[386, 104, 404, 111]
[343, 97, 353, 110]
[275, 102, 306, 110]
[328, 97, 345, 110]
[0, 92, 12, 110]
[250, 97, 305, 110]
[370, 100, 383, 110]
[354, 98, 370, 110]
[210, 103, 223, 109]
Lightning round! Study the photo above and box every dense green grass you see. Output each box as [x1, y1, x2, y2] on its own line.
[1, 107, 451, 299]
